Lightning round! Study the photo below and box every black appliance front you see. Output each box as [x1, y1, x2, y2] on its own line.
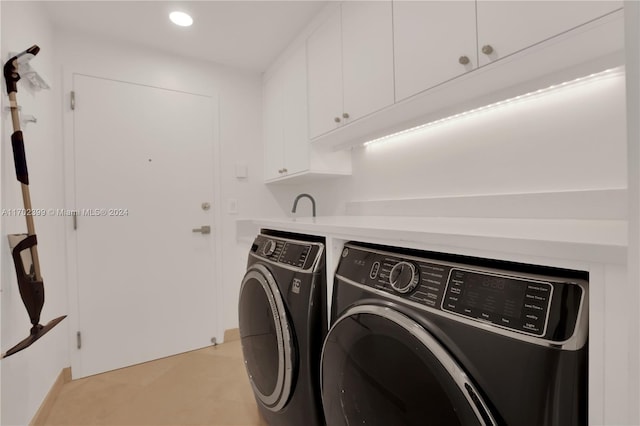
[239, 231, 327, 426]
[322, 243, 588, 426]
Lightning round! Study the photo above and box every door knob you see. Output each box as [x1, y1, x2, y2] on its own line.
[192, 225, 211, 234]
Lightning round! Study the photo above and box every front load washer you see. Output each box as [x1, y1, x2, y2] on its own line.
[321, 242, 588, 426]
[239, 230, 327, 426]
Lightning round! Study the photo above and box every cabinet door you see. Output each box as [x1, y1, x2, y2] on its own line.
[393, 1, 477, 102]
[282, 47, 310, 175]
[477, 0, 623, 66]
[263, 72, 284, 181]
[307, 7, 343, 139]
[342, 1, 394, 121]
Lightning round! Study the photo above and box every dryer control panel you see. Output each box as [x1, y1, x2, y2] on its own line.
[335, 243, 587, 344]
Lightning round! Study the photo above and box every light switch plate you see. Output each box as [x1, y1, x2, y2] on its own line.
[228, 198, 238, 215]
[235, 163, 248, 179]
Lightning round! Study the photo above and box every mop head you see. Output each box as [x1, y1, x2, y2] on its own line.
[1, 234, 67, 359]
[2, 316, 67, 359]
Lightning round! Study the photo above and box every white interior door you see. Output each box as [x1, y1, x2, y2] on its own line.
[72, 74, 218, 378]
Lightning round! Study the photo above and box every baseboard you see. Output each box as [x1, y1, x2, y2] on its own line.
[224, 328, 240, 342]
[30, 367, 71, 426]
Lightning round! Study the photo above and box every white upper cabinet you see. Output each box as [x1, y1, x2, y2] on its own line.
[476, 0, 623, 66]
[307, 7, 343, 139]
[341, 1, 394, 122]
[263, 47, 309, 181]
[307, 1, 394, 139]
[282, 47, 310, 176]
[263, 43, 352, 183]
[290, 0, 623, 150]
[263, 70, 285, 181]
[393, 1, 477, 102]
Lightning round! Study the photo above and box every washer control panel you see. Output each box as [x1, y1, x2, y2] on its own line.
[251, 234, 321, 271]
[279, 241, 311, 268]
[442, 268, 553, 336]
[339, 246, 451, 310]
[336, 244, 586, 342]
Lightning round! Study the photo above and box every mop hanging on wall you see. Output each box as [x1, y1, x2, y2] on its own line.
[2, 45, 66, 359]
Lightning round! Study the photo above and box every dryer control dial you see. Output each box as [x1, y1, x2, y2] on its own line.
[389, 261, 419, 294]
[262, 240, 277, 256]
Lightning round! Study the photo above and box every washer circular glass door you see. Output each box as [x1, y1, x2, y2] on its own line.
[321, 305, 496, 426]
[239, 263, 295, 412]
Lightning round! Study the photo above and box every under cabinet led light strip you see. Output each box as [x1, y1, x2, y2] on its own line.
[363, 67, 623, 148]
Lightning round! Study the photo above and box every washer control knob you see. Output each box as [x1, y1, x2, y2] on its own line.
[389, 261, 419, 294]
[262, 240, 277, 256]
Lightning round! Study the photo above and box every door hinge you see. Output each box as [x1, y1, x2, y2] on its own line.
[70, 91, 76, 110]
[77, 331, 82, 349]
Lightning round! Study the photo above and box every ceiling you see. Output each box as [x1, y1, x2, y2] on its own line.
[41, 1, 327, 72]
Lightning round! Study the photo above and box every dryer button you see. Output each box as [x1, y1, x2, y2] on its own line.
[369, 262, 380, 279]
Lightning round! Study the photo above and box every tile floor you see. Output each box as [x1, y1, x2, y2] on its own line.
[43, 340, 267, 426]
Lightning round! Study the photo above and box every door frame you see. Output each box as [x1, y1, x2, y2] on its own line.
[62, 67, 224, 378]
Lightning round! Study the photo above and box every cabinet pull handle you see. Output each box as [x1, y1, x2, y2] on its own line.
[334, 117, 341, 123]
[481, 45, 494, 55]
[278, 169, 283, 174]
[458, 55, 470, 65]
[282, 168, 288, 173]
[342, 112, 350, 119]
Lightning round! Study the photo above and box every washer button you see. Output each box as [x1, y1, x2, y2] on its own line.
[369, 262, 381, 279]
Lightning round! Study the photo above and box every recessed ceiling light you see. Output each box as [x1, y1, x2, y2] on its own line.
[169, 11, 193, 27]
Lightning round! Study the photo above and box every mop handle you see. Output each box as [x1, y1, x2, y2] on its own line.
[4, 45, 42, 281]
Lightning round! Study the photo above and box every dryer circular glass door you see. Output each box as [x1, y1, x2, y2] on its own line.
[321, 305, 496, 426]
[239, 263, 295, 412]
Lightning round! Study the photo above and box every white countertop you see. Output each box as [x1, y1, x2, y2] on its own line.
[238, 216, 627, 266]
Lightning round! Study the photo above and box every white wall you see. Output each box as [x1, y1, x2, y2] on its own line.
[1, 2, 69, 425]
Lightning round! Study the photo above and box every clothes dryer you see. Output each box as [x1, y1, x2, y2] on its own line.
[321, 242, 588, 426]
